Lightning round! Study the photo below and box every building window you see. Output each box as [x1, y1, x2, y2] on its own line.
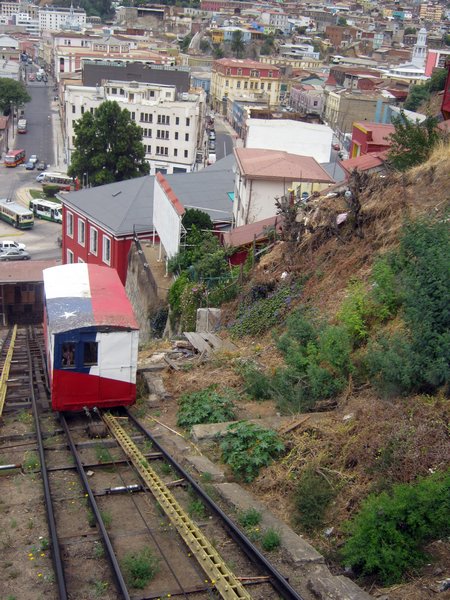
[174, 148, 178, 156]
[176, 116, 179, 125]
[112, 87, 117, 94]
[260, 82, 264, 90]
[72, 105, 75, 114]
[226, 68, 231, 75]
[131, 112, 135, 120]
[237, 81, 241, 88]
[89, 227, 98, 255]
[67, 249, 74, 264]
[184, 150, 188, 158]
[268, 71, 273, 77]
[250, 70, 260, 77]
[250, 81, 254, 89]
[244, 81, 248, 89]
[102, 236, 111, 265]
[185, 133, 189, 141]
[268, 83, 272, 91]
[237, 68, 242, 76]
[186, 117, 190, 127]
[175, 132, 178, 140]
[225, 79, 229, 87]
[81, 105, 84, 114]
[78, 219, 85, 246]
[66, 212, 73, 237]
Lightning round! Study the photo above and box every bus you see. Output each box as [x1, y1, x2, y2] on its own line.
[4, 149, 26, 167]
[0, 198, 34, 229]
[17, 119, 27, 134]
[29, 198, 62, 223]
[37, 172, 79, 191]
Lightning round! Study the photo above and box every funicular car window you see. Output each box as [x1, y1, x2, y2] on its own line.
[62, 343, 75, 367]
[83, 342, 98, 366]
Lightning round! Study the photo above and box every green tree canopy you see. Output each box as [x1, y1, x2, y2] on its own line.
[213, 43, 224, 58]
[404, 68, 447, 111]
[387, 111, 443, 171]
[231, 30, 245, 58]
[404, 27, 417, 35]
[337, 16, 347, 26]
[260, 34, 275, 56]
[68, 100, 149, 187]
[182, 208, 213, 232]
[0, 79, 31, 114]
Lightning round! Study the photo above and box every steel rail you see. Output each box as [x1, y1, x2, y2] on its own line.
[27, 328, 68, 600]
[126, 408, 305, 600]
[59, 413, 131, 600]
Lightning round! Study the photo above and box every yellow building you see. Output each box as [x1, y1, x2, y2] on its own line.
[211, 58, 281, 114]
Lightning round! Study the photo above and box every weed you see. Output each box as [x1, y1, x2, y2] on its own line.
[188, 499, 206, 520]
[177, 386, 236, 429]
[95, 444, 112, 464]
[6, 595, 16, 600]
[10, 518, 17, 529]
[27, 518, 34, 530]
[122, 546, 160, 589]
[200, 472, 213, 483]
[219, 421, 284, 483]
[235, 360, 272, 400]
[93, 541, 105, 559]
[17, 410, 33, 425]
[337, 280, 371, 343]
[40, 538, 49, 551]
[22, 451, 39, 472]
[261, 528, 281, 551]
[158, 461, 172, 476]
[92, 580, 109, 597]
[238, 508, 262, 529]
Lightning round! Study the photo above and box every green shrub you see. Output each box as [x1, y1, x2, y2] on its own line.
[370, 256, 401, 320]
[342, 470, 450, 585]
[238, 508, 262, 528]
[179, 282, 206, 331]
[261, 528, 281, 551]
[207, 278, 239, 306]
[364, 333, 414, 398]
[236, 361, 272, 400]
[42, 184, 62, 197]
[122, 547, 160, 589]
[168, 273, 189, 322]
[219, 421, 285, 482]
[294, 468, 336, 532]
[177, 386, 236, 429]
[337, 281, 371, 342]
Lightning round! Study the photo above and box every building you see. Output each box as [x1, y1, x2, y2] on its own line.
[279, 44, 320, 60]
[419, 2, 443, 22]
[60, 175, 155, 285]
[385, 28, 430, 84]
[289, 83, 324, 115]
[245, 118, 333, 163]
[210, 58, 281, 114]
[64, 81, 205, 174]
[233, 148, 334, 227]
[39, 5, 86, 32]
[350, 122, 395, 157]
[324, 90, 392, 135]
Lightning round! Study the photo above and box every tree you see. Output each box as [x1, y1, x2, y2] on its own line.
[404, 83, 430, 111]
[182, 208, 213, 232]
[337, 16, 347, 26]
[179, 34, 192, 52]
[199, 38, 211, 53]
[0, 78, 31, 115]
[444, 33, 450, 47]
[404, 27, 417, 35]
[212, 43, 224, 59]
[387, 111, 443, 171]
[231, 30, 245, 58]
[260, 34, 275, 56]
[68, 100, 149, 187]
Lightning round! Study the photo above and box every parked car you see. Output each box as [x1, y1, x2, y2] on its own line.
[29, 154, 38, 164]
[0, 240, 26, 251]
[25, 160, 35, 170]
[0, 248, 31, 261]
[209, 130, 216, 141]
[36, 161, 47, 171]
[28, 73, 35, 82]
[332, 143, 340, 151]
[209, 140, 216, 151]
[36, 173, 45, 182]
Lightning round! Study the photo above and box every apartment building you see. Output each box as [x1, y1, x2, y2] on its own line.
[419, 2, 442, 22]
[39, 6, 86, 32]
[324, 90, 391, 134]
[210, 58, 281, 114]
[64, 81, 205, 175]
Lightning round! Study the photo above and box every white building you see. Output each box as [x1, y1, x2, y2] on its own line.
[385, 27, 429, 84]
[245, 119, 334, 164]
[13, 13, 39, 35]
[279, 44, 320, 60]
[39, 6, 86, 32]
[260, 11, 289, 31]
[64, 81, 206, 175]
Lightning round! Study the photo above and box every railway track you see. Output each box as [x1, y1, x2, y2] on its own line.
[0, 326, 305, 600]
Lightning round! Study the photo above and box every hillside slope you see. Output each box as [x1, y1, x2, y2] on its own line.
[151, 144, 450, 600]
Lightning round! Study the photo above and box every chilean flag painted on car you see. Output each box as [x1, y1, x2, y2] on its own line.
[43, 263, 139, 412]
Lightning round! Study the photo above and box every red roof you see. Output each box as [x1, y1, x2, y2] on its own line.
[234, 148, 334, 183]
[0, 259, 57, 283]
[353, 122, 395, 146]
[340, 153, 385, 175]
[222, 216, 282, 247]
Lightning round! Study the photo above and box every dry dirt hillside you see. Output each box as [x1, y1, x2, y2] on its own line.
[140, 143, 450, 600]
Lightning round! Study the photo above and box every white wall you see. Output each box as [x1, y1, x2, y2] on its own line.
[234, 176, 293, 227]
[245, 119, 333, 163]
[153, 176, 183, 259]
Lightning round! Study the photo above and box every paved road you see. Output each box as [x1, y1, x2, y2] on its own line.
[0, 77, 61, 261]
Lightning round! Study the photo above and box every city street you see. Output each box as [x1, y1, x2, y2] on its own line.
[0, 75, 61, 261]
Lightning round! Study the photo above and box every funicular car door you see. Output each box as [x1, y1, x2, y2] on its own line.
[97, 330, 136, 406]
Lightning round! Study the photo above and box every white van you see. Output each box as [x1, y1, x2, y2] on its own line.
[0, 240, 26, 251]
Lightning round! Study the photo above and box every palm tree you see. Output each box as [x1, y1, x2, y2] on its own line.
[231, 30, 245, 58]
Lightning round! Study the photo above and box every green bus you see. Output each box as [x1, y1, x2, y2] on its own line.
[29, 198, 62, 223]
[0, 198, 34, 229]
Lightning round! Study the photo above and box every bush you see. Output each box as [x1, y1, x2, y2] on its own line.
[42, 184, 62, 197]
[238, 508, 262, 528]
[177, 386, 236, 429]
[294, 468, 336, 532]
[342, 470, 450, 585]
[337, 281, 371, 342]
[168, 273, 189, 322]
[236, 360, 272, 400]
[122, 547, 160, 589]
[219, 421, 285, 482]
[261, 528, 281, 551]
[364, 333, 414, 398]
[370, 256, 401, 320]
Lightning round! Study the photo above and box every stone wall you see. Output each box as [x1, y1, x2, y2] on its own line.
[126, 241, 163, 344]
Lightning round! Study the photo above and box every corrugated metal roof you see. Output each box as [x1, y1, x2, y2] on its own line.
[235, 148, 335, 183]
[0, 259, 58, 283]
[60, 175, 154, 236]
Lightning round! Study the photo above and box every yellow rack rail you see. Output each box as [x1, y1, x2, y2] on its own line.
[0, 325, 17, 417]
[102, 413, 253, 600]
